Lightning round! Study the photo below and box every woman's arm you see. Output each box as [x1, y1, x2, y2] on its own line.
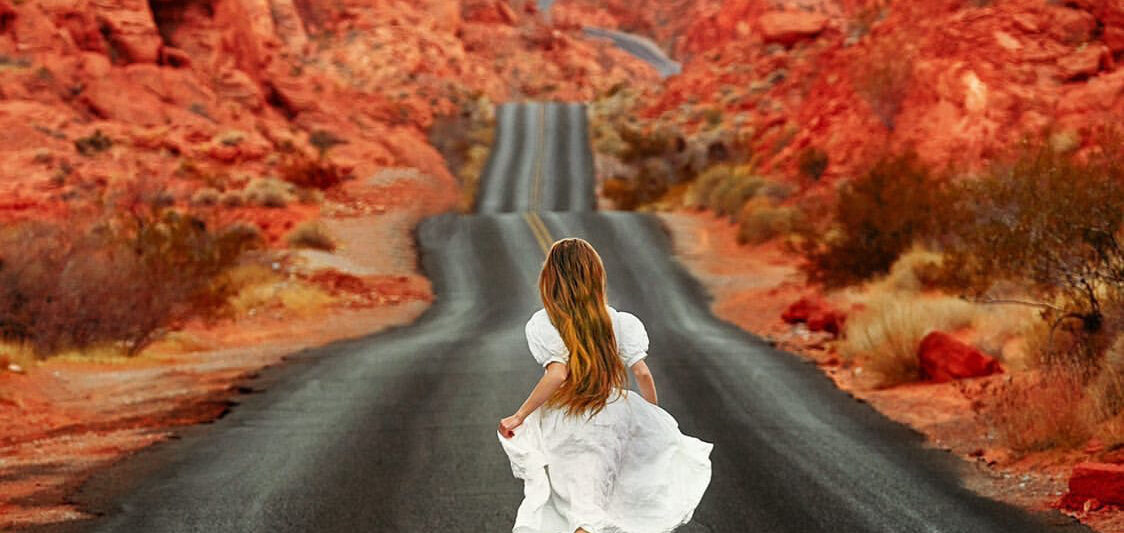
[631, 360, 658, 406]
[499, 361, 568, 438]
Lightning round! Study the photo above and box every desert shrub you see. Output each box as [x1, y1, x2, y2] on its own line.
[428, 96, 495, 212]
[0, 209, 259, 357]
[220, 190, 245, 207]
[841, 293, 977, 388]
[945, 139, 1124, 332]
[190, 187, 220, 207]
[851, 30, 915, 129]
[75, 129, 112, 156]
[244, 177, 295, 208]
[736, 198, 804, 245]
[308, 129, 347, 158]
[277, 151, 351, 190]
[798, 151, 949, 288]
[685, 164, 758, 211]
[286, 220, 337, 251]
[797, 146, 829, 180]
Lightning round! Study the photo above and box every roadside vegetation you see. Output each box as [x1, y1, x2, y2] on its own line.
[0, 188, 260, 361]
[0, 135, 358, 366]
[428, 95, 496, 212]
[792, 131, 1124, 454]
[603, 109, 1124, 455]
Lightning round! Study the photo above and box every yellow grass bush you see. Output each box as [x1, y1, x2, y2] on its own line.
[286, 220, 337, 251]
[841, 293, 977, 388]
[227, 265, 335, 317]
[735, 198, 803, 245]
[983, 365, 1093, 454]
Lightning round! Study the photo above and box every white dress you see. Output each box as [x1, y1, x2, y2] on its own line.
[498, 305, 713, 533]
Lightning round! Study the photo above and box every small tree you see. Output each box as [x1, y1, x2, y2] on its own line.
[944, 137, 1124, 367]
[797, 150, 948, 287]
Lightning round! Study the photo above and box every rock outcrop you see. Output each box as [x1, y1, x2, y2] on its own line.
[1061, 462, 1124, 510]
[0, 0, 659, 226]
[917, 331, 1002, 382]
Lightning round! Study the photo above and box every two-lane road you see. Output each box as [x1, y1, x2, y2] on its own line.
[43, 103, 1088, 532]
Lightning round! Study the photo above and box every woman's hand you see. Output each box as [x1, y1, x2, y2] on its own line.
[499, 413, 524, 439]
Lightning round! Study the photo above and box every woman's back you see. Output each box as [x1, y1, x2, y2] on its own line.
[524, 305, 650, 371]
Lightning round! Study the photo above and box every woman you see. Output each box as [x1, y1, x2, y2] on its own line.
[497, 237, 713, 533]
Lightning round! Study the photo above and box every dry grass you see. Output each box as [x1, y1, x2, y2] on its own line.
[866, 247, 945, 294]
[984, 366, 1093, 454]
[244, 178, 296, 208]
[842, 292, 977, 388]
[286, 220, 337, 251]
[226, 265, 335, 317]
[0, 341, 37, 370]
[735, 198, 803, 245]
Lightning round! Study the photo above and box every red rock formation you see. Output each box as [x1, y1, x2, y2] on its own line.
[1061, 462, 1124, 510]
[917, 331, 1001, 382]
[759, 11, 830, 46]
[585, 0, 1124, 190]
[781, 296, 844, 337]
[0, 0, 659, 228]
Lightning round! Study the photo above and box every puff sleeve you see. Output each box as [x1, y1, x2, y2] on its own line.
[525, 310, 569, 367]
[616, 311, 650, 367]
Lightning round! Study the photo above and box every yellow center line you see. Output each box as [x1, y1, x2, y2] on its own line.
[522, 211, 554, 256]
[529, 104, 547, 210]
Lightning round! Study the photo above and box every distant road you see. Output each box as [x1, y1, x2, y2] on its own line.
[40, 103, 1089, 533]
[537, 0, 681, 77]
[582, 27, 682, 77]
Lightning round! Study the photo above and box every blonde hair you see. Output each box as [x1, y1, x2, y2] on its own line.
[539, 237, 627, 417]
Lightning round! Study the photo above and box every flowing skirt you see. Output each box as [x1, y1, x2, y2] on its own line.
[498, 390, 713, 533]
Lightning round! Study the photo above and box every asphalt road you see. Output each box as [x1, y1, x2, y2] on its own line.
[41, 102, 1090, 533]
[582, 27, 682, 77]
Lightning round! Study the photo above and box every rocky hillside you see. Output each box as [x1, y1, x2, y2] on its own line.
[577, 0, 1124, 192]
[0, 0, 658, 227]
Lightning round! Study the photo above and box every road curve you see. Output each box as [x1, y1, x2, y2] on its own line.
[40, 104, 1089, 533]
[582, 27, 682, 78]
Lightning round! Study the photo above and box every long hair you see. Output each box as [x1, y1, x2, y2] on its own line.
[539, 237, 627, 417]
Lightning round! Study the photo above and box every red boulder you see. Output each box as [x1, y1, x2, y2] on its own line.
[1061, 462, 1124, 510]
[807, 309, 844, 336]
[759, 11, 828, 46]
[781, 296, 821, 323]
[782, 297, 845, 337]
[917, 331, 1001, 382]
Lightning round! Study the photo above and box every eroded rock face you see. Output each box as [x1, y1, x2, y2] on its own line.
[781, 297, 845, 337]
[917, 331, 1001, 382]
[0, 0, 659, 226]
[89, 0, 163, 63]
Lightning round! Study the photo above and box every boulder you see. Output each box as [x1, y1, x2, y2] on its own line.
[1057, 45, 1107, 81]
[782, 297, 845, 337]
[1061, 462, 1124, 510]
[917, 331, 1001, 382]
[806, 309, 844, 336]
[759, 11, 828, 46]
[781, 296, 823, 323]
[89, 0, 162, 63]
